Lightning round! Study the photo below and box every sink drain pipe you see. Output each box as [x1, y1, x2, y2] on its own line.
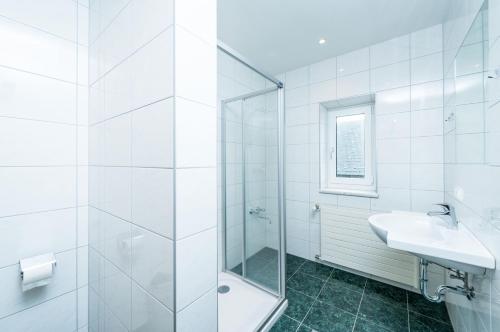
[419, 259, 475, 303]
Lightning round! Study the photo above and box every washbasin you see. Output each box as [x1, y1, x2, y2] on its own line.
[368, 211, 495, 274]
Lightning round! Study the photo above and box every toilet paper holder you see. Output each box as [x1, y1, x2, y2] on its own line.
[19, 253, 57, 291]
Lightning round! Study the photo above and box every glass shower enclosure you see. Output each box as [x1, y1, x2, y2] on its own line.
[219, 45, 286, 328]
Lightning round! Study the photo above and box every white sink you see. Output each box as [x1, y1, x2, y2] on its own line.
[368, 211, 495, 274]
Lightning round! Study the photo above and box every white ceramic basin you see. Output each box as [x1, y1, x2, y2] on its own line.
[368, 211, 495, 273]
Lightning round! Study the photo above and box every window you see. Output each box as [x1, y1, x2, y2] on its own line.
[320, 100, 377, 197]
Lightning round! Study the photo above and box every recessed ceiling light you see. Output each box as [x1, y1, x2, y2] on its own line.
[318, 38, 326, 45]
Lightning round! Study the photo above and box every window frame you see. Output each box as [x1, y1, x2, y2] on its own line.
[320, 101, 377, 197]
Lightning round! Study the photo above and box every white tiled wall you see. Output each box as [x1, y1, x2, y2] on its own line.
[279, 25, 445, 266]
[0, 0, 88, 331]
[443, 1, 500, 331]
[88, 0, 217, 331]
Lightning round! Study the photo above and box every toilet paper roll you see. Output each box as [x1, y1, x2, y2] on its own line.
[20, 253, 56, 292]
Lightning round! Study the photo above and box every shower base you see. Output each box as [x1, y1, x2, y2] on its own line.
[218, 272, 279, 332]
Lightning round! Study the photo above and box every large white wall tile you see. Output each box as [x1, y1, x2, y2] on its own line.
[376, 112, 411, 139]
[131, 281, 173, 332]
[375, 87, 411, 115]
[371, 61, 410, 91]
[286, 86, 309, 107]
[310, 79, 336, 103]
[175, 228, 217, 310]
[131, 226, 173, 309]
[102, 166, 131, 221]
[0, 291, 76, 332]
[131, 98, 174, 168]
[412, 136, 444, 163]
[177, 288, 217, 332]
[377, 138, 411, 163]
[378, 163, 410, 189]
[0, 17, 77, 82]
[175, 0, 216, 44]
[176, 168, 217, 239]
[411, 81, 443, 110]
[175, 98, 216, 167]
[78, 246, 89, 288]
[411, 52, 443, 84]
[78, 286, 88, 329]
[411, 24, 443, 58]
[0, 209, 76, 268]
[0, 118, 76, 166]
[103, 260, 131, 329]
[370, 35, 410, 68]
[310, 58, 337, 84]
[411, 164, 444, 191]
[285, 66, 309, 89]
[337, 47, 369, 75]
[0, 0, 77, 41]
[175, 27, 216, 107]
[131, 168, 174, 238]
[411, 108, 444, 137]
[0, 167, 76, 217]
[0, 67, 76, 123]
[338, 71, 369, 98]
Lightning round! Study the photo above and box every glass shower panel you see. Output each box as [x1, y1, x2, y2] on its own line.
[244, 89, 280, 293]
[223, 99, 244, 276]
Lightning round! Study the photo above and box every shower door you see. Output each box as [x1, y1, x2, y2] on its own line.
[222, 87, 283, 295]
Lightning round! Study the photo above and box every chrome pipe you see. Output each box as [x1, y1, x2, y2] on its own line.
[419, 259, 475, 303]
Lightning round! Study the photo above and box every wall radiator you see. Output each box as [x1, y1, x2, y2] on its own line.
[319, 205, 419, 288]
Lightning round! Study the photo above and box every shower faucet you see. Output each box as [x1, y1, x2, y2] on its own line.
[249, 207, 266, 215]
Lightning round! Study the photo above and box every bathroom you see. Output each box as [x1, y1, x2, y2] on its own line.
[0, 0, 499, 331]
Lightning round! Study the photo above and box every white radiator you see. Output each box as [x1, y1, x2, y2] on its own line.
[319, 205, 419, 288]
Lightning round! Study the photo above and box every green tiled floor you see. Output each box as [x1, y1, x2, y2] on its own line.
[271, 254, 454, 332]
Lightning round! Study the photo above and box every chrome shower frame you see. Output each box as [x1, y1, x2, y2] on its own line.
[218, 41, 287, 330]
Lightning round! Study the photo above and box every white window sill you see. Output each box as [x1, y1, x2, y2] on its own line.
[319, 188, 379, 198]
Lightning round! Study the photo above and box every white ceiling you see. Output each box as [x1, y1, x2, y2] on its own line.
[218, 0, 454, 74]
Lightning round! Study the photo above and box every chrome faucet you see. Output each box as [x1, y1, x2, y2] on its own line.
[427, 203, 458, 228]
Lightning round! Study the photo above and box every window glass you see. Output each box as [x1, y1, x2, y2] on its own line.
[336, 114, 365, 178]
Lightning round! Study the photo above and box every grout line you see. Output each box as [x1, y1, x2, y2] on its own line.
[351, 279, 367, 332]
[407, 291, 410, 332]
[0, 289, 76, 321]
[294, 268, 335, 332]
[89, 24, 173, 87]
[286, 260, 306, 282]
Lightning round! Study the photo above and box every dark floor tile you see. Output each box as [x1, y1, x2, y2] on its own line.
[230, 263, 242, 275]
[287, 254, 306, 279]
[409, 312, 454, 332]
[296, 324, 313, 332]
[270, 315, 300, 332]
[358, 296, 409, 332]
[329, 269, 367, 293]
[247, 254, 271, 272]
[317, 283, 363, 314]
[364, 279, 407, 307]
[285, 288, 315, 321]
[248, 270, 278, 292]
[407, 292, 451, 324]
[299, 261, 333, 280]
[288, 271, 326, 298]
[257, 247, 279, 260]
[303, 301, 356, 332]
[353, 318, 392, 332]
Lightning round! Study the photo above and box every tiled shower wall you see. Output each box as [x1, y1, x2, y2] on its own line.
[279, 24, 445, 266]
[443, 0, 500, 331]
[0, 0, 89, 331]
[88, 0, 217, 331]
